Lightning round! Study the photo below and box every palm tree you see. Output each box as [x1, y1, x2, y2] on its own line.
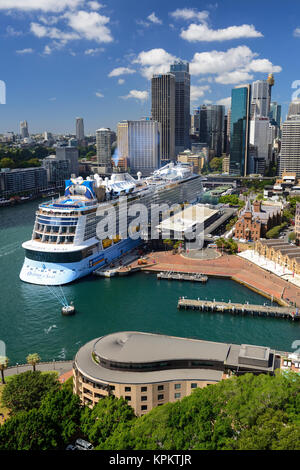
[26, 353, 41, 372]
[0, 356, 9, 384]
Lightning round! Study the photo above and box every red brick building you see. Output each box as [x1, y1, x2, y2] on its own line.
[234, 200, 282, 242]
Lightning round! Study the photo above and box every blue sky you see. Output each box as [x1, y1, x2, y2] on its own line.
[0, 0, 299, 135]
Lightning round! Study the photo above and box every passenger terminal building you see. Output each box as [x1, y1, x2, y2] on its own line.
[73, 331, 279, 416]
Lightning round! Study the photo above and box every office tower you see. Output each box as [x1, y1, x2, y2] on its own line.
[226, 108, 231, 155]
[76, 118, 85, 141]
[56, 146, 79, 177]
[151, 73, 175, 161]
[170, 61, 190, 154]
[117, 118, 161, 175]
[230, 84, 251, 176]
[269, 102, 281, 127]
[20, 121, 29, 139]
[288, 99, 300, 118]
[68, 138, 78, 147]
[42, 155, 70, 186]
[278, 115, 300, 177]
[194, 105, 225, 157]
[96, 128, 112, 172]
[251, 75, 274, 118]
[249, 117, 272, 175]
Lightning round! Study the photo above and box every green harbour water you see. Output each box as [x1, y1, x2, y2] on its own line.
[0, 199, 299, 365]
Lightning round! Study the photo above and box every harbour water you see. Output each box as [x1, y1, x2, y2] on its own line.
[0, 199, 299, 365]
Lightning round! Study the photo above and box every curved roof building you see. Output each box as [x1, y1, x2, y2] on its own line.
[73, 331, 277, 416]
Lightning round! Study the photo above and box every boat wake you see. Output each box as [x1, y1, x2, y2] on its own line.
[0, 242, 20, 258]
[57, 347, 67, 360]
[44, 324, 57, 334]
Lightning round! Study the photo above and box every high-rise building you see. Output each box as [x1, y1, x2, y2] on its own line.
[269, 102, 282, 127]
[96, 128, 112, 172]
[230, 84, 251, 176]
[0, 167, 47, 197]
[117, 118, 161, 175]
[56, 146, 79, 177]
[249, 117, 273, 175]
[278, 115, 300, 177]
[20, 121, 29, 139]
[251, 75, 274, 118]
[42, 155, 70, 186]
[198, 105, 225, 158]
[288, 99, 300, 118]
[151, 73, 175, 161]
[76, 118, 85, 142]
[170, 61, 190, 154]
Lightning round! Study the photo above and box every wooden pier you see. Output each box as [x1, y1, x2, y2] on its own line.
[178, 298, 300, 320]
[157, 271, 208, 283]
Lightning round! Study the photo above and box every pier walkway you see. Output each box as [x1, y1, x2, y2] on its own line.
[157, 271, 208, 283]
[178, 298, 300, 320]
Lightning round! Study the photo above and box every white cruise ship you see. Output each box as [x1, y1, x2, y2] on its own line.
[20, 163, 203, 285]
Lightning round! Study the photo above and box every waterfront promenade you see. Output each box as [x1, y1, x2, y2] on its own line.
[5, 361, 73, 378]
[141, 251, 300, 307]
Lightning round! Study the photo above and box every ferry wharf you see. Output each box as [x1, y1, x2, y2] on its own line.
[178, 298, 300, 321]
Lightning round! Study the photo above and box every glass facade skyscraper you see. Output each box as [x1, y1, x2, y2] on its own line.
[230, 85, 251, 176]
[170, 61, 190, 155]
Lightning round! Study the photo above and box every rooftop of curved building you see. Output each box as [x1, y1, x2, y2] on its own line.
[74, 332, 276, 385]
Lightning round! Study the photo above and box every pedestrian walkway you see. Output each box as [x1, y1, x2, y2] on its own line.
[5, 360, 73, 377]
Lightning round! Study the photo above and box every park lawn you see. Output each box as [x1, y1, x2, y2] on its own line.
[0, 384, 10, 423]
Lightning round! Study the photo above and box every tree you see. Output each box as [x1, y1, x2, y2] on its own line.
[0, 356, 9, 385]
[80, 395, 136, 447]
[289, 232, 296, 242]
[39, 387, 82, 444]
[1, 371, 59, 415]
[209, 157, 223, 173]
[0, 408, 59, 450]
[26, 353, 41, 372]
[163, 239, 173, 251]
[0, 157, 14, 169]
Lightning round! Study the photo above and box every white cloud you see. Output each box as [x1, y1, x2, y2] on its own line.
[191, 85, 211, 102]
[170, 8, 209, 22]
[133, 48, 177, 79]
[147, 12, 162, 25]
[108, 67, 136, 77]
[181, 23, 263, 42]
[84, 47, 104, 55]
[215, 70, 254, 85]
[65, 10, 113, 43]
[216, 97, 231, 108]
[87, 1, 104, 10]
[6, 25, 23, 36]
[293, 28, 300, 37]
[95, 92, 104, 98]
[0, 0, 82, 12]
[49, 97, 57, 101]
[30, 22, 79, 41]
[248, 59, 282, 73]
[118, 79, 125, 85]
[16, 48, 34, 54]
[190, 46, 256, 76]
[121, 90, 149, 101]
[189, 45, 281, 86]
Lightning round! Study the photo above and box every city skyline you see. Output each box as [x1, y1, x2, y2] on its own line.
[0, 0, 299, 134]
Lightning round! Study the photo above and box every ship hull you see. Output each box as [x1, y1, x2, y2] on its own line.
[19, 237, 141, 286]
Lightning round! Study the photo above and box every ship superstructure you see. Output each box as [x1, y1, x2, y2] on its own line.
[20, 163, 203, 285]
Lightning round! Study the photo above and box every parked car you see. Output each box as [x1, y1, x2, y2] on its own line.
[66, 445, 78, 451]
[75, 439, 94, 450]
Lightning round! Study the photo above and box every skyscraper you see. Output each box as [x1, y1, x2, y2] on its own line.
[56, 146, 79, 177]
[278, 115, 300, 177]
[269, 102, 282, 127]
[151, 73, 175, 161]
[96, 128, 112, 172]
[76, 117, 85, 142]
[288, 99, 300, 118]
[198, 105, 225, 158]
[251, 75, 273, 118]
[230, 84, 251, 176]
[20, 121, 29, 139]
[117, 118, 161, 175]
[170, 61, 190, 154]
